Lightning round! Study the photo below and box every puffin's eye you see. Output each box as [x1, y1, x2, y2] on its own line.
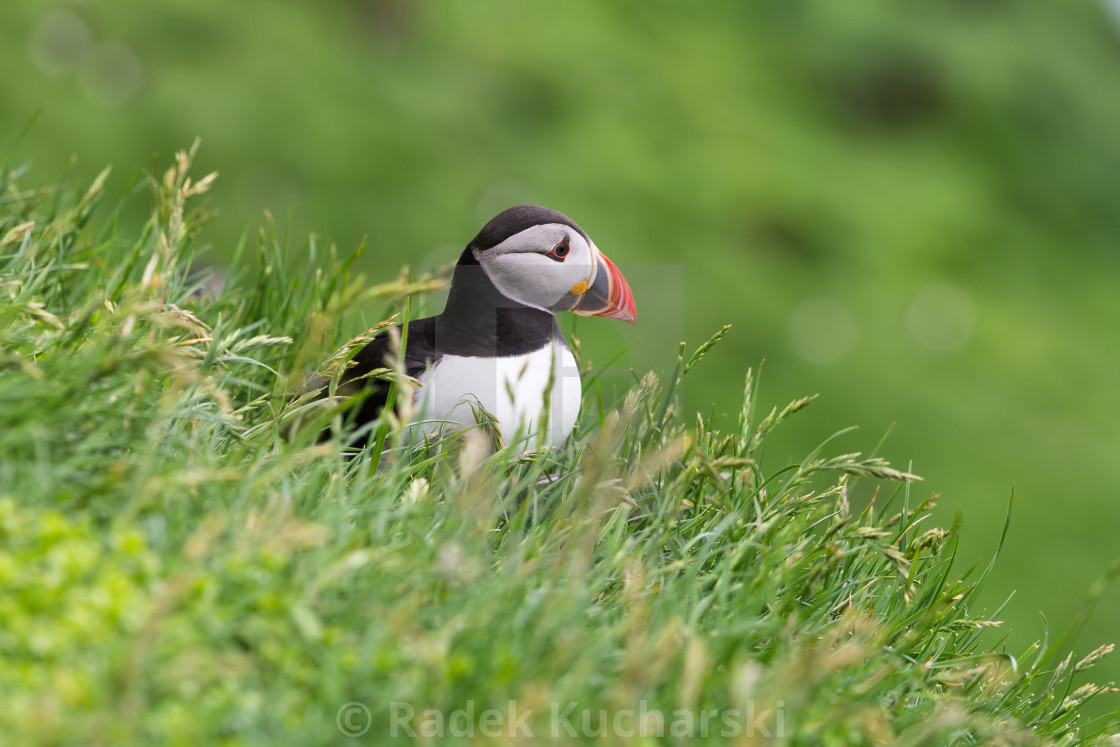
[548, 240, 570, 262]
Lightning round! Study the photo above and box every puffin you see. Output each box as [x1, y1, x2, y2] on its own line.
[322, 205, 636, 452]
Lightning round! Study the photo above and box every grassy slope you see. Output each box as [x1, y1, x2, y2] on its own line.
[2, 156, 1119, 745]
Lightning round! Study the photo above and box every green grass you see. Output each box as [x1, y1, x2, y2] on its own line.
[2, 153, 1119, 745]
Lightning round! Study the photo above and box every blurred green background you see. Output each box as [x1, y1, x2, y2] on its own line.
[4, 0, 1119, 698]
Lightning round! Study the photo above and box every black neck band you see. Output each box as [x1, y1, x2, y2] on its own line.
[435, 249, 560, 357]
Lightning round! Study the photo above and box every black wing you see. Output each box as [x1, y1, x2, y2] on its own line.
[345, 316, 439, 427]
[300, 316, 440, 444]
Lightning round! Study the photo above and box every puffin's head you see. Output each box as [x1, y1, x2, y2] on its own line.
[465, 205, 636, 323]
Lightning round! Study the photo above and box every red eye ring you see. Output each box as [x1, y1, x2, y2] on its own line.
[549, 240, 570, 261]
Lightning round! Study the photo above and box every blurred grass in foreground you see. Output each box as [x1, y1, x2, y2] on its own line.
[2, 149, 1120, 743]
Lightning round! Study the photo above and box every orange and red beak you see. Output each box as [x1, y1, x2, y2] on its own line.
[571, 246, 637, 324]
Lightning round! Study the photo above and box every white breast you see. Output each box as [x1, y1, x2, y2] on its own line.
[410, 338, 581, 453]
